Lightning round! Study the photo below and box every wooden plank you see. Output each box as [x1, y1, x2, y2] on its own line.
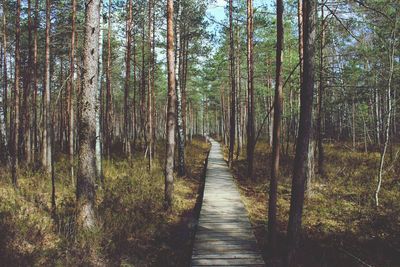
[196, 228, 255, 235]
[192, 252, 262, 259]
[191, 139, 265, 267]
[193, 266, 265, 267]
[197, 223, 253, 230]
[192, 258, 265, 265]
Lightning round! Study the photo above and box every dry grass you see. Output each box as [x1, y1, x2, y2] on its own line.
[224, 139, 400, 267]
[0, 136, 210, 266]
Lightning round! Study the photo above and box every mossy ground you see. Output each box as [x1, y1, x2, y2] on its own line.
[0, 136, 210, 266]
[223, 139, 400, 267]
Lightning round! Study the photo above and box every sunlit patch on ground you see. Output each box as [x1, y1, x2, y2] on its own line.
[224, 139, 400, 267]
[0, 136, 210, 266]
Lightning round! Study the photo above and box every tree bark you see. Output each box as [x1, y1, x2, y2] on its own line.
[22, 0, 33, 164]
[147, 0, 154, 169]
[175, 0, 185, 176]
[267, 0, 284, 253]
[124, 0, 133, 157]
[11, 0, 21, 187]
[132, 15, 137, 149]
[68, 0, 76, 181]
[228, 0, 236, 166]
[285, 0, 316, 265]
[246, 0, 255, 179]
[1, 0, 9, 166]
[77, 0, 100, 229]
[105, 0, 112, 158]
[140, 16, 147, 149]
[316, 4, 325, 175]
[32, 0, 39, 164]
[96, 0, 103, 182]
[2, 0, 8, 140]
[375, 24, 396, 207]
[41, 0, 52, 173]
[165, 0, 177, 209]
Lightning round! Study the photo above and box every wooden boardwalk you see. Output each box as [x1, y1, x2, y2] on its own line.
[191, 139, 265, 267]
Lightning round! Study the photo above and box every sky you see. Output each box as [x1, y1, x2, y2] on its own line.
[206, 0, 273, 23]
[205, 0, 273, 43]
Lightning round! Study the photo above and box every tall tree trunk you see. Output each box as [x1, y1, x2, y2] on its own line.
[151, 11, 156, 151]
[41, 0, 52, 173]
[22, 0, 33, 164]
[285, 0, 316, 264]
[236, 27, 242, 159]
[32, 0, 39, 164]
[352, 96, 356, 148]
[77, 0, 100, 230]
[2, 0, 8, 144]
[316, 4, 325, 175]
[164, 0, 176, 209]
[105, 0, 112, 158]
[68, 0, 76, 181]
[133, 17, 137, 149]
[182, 36, 188, 143]
[228, 0, 236, 166]
[147, 0, 154, 169]
[267, 0, 284, 253]
[1, 0, 9, 165]
[124, 0, 133, 157]
[11, 0, 21, 187]
[96, 0, 103, 182]
[246, 0, 255, 179]
[375, 25, 396, 207]
[51, 111, 56, 215]
[140, 17, 147, 149]
[175, 0, 185, 176]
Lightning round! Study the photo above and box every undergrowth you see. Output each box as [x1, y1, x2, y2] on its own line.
[0, 136, 210, 266]
[225, 139, 400, 267]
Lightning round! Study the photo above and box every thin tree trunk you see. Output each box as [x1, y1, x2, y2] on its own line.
[267, 0, 284, 253]
[352, 96, 356, 149]
[96, 0, 103, 182]
[68, 0, 76, 181]
[375, 25, 396, 207]
[41, 0, 52, 173]
[182, 35, 188, 142]
[133, 17, 137, 150]
[228, 0, 236, 166]
[51, 112, 56, 215]
[1, 0, 9, 165]
[247, 0, 255, 179]
[33, 0, 39, 164]
[11, 0, 21, 187]
[2, 0, 8, 146]
[236, 27, 242, 160]
[124, 0, 133, 157]
[77, 0, 100, 230]
[165, 0, 176, 209]
[105, 0, 112, 158]
[23, 0, 33, 164]
[175, 0, 185, 176]
[316, 4, 325, 175]
[147, 0, 154, 169]
[140, 17, 147, 149]
[151, 10, 156, 152]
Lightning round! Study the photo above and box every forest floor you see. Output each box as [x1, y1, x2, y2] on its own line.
[0, 136, 210, 266]
[223, 140, 400, 267]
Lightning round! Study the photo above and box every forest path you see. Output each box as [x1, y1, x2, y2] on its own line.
[191, 139, 265, 267]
